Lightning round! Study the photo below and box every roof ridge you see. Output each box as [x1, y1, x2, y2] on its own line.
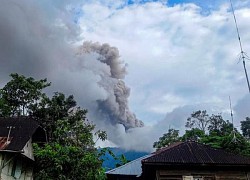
[0, 117, 40, 152]
[142, 141, 250, 165]
[153, 141, 184, 154]
[189, 141, 250, 158]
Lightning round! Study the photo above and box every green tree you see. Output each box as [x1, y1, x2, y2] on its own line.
[186, 110, 210, 132]
[33, 143, 106, 180]
[241, 117, 250, 139]
[153, 128, 180, 150]
[182, 128, 206, 142]
[34, 107, 107, 180]
[0, 74, 107, 179]
[99, 148, 130, 170]
[114, 154, 130, 168]
[31, 92, 78, 142]
[154, 110, 250, 157]
[208, 114, 226, 135]
[219, 131, 250, 156]
[217, 120, 234, 136]
[0, 73, 50, 116]
[202, 120, 233, 149]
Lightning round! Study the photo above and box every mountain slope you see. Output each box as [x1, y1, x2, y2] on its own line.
[100, 147, 148, 170]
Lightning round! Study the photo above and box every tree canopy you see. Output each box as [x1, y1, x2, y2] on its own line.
[154, 110, 250, 157]
[0, 73, 107, 179]
[241, 117, 250, 139]
[0, 73, 50, 117]
[153, 128, 180, 150]
[186, 110, 210, 132]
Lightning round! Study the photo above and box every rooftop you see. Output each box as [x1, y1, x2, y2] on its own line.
[0, 117, 42, 152]
[142, 141, 250, 165]
[106, 155, 151, 176]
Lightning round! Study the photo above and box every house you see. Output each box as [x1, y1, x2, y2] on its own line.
[141, 141, 250, 180]
[0, 117, 46, 180]
[106, 155, 151, 180]
[107, 141, 250, 180]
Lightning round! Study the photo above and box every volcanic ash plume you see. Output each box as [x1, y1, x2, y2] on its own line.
[79, 41, 144, 129]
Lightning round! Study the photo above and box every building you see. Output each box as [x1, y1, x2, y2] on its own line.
[107, 141, 250, 180]
[106, 155, 151, 180]
[0, 117, 46, 180]
[142, 141, 250, 180]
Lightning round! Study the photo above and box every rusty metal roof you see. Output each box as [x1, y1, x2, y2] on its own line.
[142, 141, 250, 165]
[0, 117, 39, 152]
[0, 137, 13, 150]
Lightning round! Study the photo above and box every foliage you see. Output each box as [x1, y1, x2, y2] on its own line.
[220, 132, 249, 154]
[208, 114, 226, 135]
[153, 128, 180, 150]
[201, 133, 225, 149]
[33, 109, 107, 180]
[0, 73, 50, 117]
[219, 120, 234, 136]
[154, 110, 250, 157]
[0, 74, 108, 179]
[31, 92, 77, 142]
[100, 148, 130, 168]
[186, 110, 210, 132]
[33, 143, 106, 180]
[241, 117, 250, 139]
[100, 147, 148, 170]
[182, 128, 205, 142]
[114, 154, 130, 167]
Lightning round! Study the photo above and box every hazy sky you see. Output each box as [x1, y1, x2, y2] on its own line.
[77, 0, 250, 121]
[1, 0, 250, 151]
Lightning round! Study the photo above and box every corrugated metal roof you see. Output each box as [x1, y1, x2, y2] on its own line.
[142, 141, 250, 165]
[0, 137, 13, 150]
[0, 117, 39, 152]
[106, 155, 151, 176]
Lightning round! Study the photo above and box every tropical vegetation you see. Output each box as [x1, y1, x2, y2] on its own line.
[0, 73, 107, 179]
[154, 110, 250, 157]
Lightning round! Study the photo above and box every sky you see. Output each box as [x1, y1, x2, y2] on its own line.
[1, 0, 250, 152]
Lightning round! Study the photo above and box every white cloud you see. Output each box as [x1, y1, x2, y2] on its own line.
[1, 0, 250, 151]
[76, 1, 250, 151]
[148, 92, 187, 114]
[78, 1, 250, 126]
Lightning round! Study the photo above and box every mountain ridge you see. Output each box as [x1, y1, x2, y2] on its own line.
[100, 147, 148, 170]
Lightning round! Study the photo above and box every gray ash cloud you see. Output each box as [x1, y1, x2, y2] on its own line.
[0, 0, 143, 131]
[79, 42, 144, 129]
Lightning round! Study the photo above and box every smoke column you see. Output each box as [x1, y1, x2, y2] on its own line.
[0, 0, 143, 133]
[79, 41, 144, 129]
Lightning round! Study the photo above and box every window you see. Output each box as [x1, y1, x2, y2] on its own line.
[11, 159, 22, 179]
[183, 176, 193, 180]
[183, 175, 215, 180]
[193, 176, 203, 180]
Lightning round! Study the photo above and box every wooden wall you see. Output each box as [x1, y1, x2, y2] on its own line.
[0, 153, 33, 180]
[156, 170, 250, 180]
